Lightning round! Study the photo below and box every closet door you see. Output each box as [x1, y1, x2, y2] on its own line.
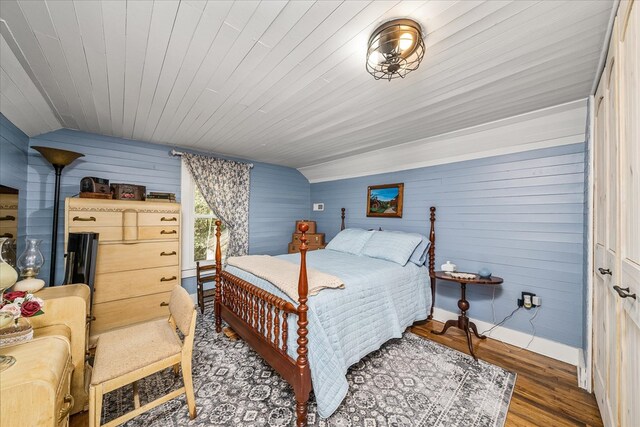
[617, 1, 640, 426]
[593, 2, 640, 426]
[592, 39, 618, 426]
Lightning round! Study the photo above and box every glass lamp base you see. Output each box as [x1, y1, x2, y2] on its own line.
[0, 354, 16, 371]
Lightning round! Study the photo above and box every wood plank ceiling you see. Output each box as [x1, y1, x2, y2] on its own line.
[0, 1, 614, 168]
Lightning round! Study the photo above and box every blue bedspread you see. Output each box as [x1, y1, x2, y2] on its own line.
[225, 249, 432, 418]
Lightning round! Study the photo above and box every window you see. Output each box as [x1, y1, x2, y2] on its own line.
[181, 162, 228, 277]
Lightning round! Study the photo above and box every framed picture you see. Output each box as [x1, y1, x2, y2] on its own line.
[366, 183, 404, 218]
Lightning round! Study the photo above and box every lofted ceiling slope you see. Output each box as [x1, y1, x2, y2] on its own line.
[0, 0, 614, 168]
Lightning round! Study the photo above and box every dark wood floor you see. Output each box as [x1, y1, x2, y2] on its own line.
[72, 319, 603, 427]
[411, 320, 603, 427]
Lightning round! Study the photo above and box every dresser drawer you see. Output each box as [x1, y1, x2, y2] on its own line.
[68, 225, 123, 242]
[95, 241, 179, 274]
[94, 266, 180, 303]
[68, 210, 123, 227]
[91, 292, 172, 335]
[138, 212, 180, 226]
[138, 226, 180, 240]
[0, 208, 18, 221]
[56, 358, 74, 427]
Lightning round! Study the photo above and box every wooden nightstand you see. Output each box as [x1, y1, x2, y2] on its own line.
[431, 271, 503, 360]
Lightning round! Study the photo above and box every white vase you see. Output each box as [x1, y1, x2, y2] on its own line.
[0, 260, 18, 291]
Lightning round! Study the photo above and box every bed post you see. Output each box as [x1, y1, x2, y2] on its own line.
[341, 207, 346, 230]
[214, 220, 222, 333]
[295, 223, 311, 427]
[428, 207, 436, 320]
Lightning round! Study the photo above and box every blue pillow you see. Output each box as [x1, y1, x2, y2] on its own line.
[408, 234, 431, 266]
[361, 231, 422, 266]
[325, 228, 375, 255]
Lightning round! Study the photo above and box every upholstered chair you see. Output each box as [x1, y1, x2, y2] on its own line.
[88, 286, 197, 427]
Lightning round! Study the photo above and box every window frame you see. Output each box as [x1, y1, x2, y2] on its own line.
[181, 162, 219, 278]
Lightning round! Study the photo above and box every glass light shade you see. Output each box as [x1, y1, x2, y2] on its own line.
[16, 238, 44, 279]
[366, 18, 425, 81]
[399, 32, 414, 51]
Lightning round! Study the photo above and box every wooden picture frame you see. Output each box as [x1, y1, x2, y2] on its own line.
[366, 183, 404, 218]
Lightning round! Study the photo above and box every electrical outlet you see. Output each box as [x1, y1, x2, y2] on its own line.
[517, 291, 538, 309]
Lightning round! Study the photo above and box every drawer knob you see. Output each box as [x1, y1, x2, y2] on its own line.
[161, 276, 177, 282]
[160, 302, 169, 307]
[160, 251, 177, 256]
[0, 215, 16, 221]
[161, 217, 177, 222]
[58, 394, 74, 422]
[0, 233, 13, 238]
[161, 229, 177, 235]
[73, 216, 96, 222]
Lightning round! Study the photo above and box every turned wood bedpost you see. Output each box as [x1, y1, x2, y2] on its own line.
[341, 207, 346, 231]
[295, 223, 311, 427]
[214, 220, 222, 333]
[428, 207, 436, 320]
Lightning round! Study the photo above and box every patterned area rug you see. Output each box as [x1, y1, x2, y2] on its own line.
[102, 310, 516, 427]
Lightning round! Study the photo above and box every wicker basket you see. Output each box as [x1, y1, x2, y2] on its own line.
[0, 318, 33, 348]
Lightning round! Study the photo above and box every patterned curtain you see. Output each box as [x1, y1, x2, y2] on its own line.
[182, 154, 251, 257]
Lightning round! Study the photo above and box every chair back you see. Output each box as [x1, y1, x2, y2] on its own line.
[169, 286, 196, 336]
[196, 261, 216, 284]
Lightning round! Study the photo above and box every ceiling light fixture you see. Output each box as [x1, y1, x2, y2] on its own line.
[366, 18, 425, 81]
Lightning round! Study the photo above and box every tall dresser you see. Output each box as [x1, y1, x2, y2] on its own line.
[0, 192, 19, 239]
[65, 198, 181, 343]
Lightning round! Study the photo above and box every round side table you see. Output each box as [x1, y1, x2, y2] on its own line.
[431, 271, 503, 360]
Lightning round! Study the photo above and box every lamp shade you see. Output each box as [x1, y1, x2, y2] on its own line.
[32, 146, 84, 167]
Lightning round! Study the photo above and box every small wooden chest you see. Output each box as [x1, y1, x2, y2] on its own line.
[288, 242, 326, 254]
[292, 232, 325, 245]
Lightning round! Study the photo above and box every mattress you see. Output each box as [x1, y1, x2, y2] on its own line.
[225, 248, 432, 418]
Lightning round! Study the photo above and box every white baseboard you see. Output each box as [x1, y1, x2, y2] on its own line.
[578, 348, 592, 391]
[432, 307, 580, 366]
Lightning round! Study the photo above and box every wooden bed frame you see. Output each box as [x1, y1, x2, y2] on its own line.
[213, 207, 437, 426]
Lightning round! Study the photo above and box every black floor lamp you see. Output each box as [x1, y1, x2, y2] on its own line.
[32, 146, 84, 286]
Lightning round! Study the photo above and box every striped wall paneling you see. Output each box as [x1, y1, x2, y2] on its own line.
[24, 128, 310, 285]
[310, 143, 587, 349]
[0, 1, 614, 170]
[0, 113, 29, 254]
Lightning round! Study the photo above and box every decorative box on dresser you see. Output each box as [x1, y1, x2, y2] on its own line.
[0, 336, 74, 427]
[64, 198, 181, 344]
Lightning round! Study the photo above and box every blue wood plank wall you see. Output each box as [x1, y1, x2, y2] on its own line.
[0, 113, 29, 255]
[310, 143, 586, 348]
[26, 128, 309, 286]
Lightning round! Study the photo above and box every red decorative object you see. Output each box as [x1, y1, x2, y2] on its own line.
[0, 290, 45, 318]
